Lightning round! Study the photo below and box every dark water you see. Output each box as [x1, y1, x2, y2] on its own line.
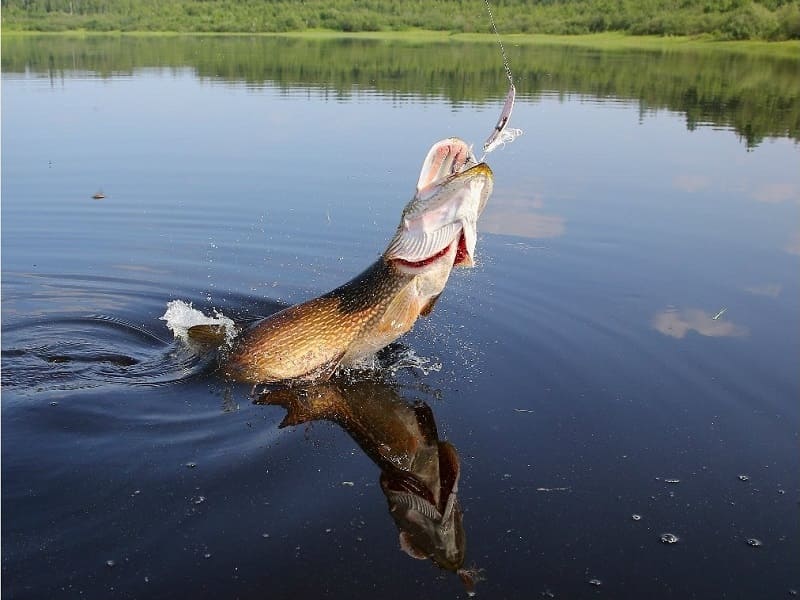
[3, 35, 799, 599]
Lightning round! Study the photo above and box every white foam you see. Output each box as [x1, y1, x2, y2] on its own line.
[342, 347, 442, 378]
[160, 300, 237, 347]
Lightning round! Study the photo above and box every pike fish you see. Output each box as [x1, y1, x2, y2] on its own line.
[212, 138, 493, 385]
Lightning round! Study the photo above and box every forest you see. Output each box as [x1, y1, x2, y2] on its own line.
[2, 0, 800, 40]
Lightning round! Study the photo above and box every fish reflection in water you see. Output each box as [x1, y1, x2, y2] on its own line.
[256, 376, 483, 593]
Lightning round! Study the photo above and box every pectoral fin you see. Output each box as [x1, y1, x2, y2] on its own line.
[399, 531, 429, 560]
[419, 293, 442, 317]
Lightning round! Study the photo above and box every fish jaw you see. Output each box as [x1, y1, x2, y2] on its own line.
[382, 439, 465, 571]
[386, 160, 494, 273]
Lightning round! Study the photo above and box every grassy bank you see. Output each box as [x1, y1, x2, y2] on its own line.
[2, 0, 800, 41]
[3, 28, 797, 58]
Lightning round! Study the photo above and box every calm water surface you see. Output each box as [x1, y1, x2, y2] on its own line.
[2, 36, 799, 599]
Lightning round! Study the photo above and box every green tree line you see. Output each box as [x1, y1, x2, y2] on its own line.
[2, 0, 800, 40]
[2, 34, 797, 148]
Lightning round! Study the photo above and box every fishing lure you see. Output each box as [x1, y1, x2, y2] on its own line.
[482, 83, 523, 155]
[481, 0, 523, 157]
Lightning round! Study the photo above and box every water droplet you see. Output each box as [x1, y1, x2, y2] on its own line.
[261, 533, 270, 539]
[106, 560, 115, 568]
[185, 462, 197, 469]
[664, 479, 681, 484]
[660, 533, 679, 544]
[746, 538, 763, 547]
[341, 481, 354, 487]
[203, 553, 212, 559]
[50, 401, 59, 406]
[588, 578, 602, 586]
[778, 489, 786, 495]
[631, 514, 642, 521]
[738, 474, 750, 482]
[192, 495, 206, 505]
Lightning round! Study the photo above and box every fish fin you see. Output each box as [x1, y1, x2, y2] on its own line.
[398, 531, 429, 560]
[419, 293, 442, 317]
[303, 352, 344, 383]
[413, 401, 439, 443]
[256, 382, 345, 427]
[187, 324, 229, 346]
[438, 441, 461, 501]
[373, 283, 422, 343]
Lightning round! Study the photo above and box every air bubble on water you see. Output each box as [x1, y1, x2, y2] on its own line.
[261, 533, 270, 539]
[738, 474, 750, 481]
[50, 401, 59, 406]
[106, 560, 115, 568]
[664, 478, 681, 484]
[185, 462, 197, 469]
[203, 553, 212, 559]
[631, 514, 642, 521]
[660, 533, 679, 544]
[746, 538, 763, 547]
[588, 578, 602, 586]
[192, 495, 206, 505]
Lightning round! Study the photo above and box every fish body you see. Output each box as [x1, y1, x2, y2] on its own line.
[220, 139, 493, 385]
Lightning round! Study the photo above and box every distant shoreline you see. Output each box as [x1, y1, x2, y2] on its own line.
[4, 0, 799, 42]
[2, 29, 798, 57]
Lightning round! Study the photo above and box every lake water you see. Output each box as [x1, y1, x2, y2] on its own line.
[2, 35, 799, 599]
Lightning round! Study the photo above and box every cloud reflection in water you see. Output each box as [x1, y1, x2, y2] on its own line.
[652, 307, 748, 339]
[481, 191, 565, 239]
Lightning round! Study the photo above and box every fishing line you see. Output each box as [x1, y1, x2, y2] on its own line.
[483, 0, 514, 86]
[480, 0, 523, 157]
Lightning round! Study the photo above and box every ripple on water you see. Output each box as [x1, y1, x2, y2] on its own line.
[1, 313, 215, 394]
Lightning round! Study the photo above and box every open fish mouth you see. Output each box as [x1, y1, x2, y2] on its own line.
[386, 138, 493, 272]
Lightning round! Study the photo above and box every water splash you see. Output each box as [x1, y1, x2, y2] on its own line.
[342, 346, 442, 379]
[160, 300, 237, 347]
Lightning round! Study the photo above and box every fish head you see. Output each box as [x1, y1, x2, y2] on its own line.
[381, 440, 465, 572]
[385, 138, 493, 272]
